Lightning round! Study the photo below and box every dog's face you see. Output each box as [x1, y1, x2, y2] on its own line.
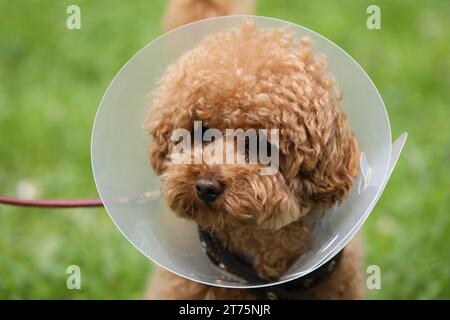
[145, 23, 360, 231]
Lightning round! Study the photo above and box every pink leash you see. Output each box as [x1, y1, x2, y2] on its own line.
[0, 195, 103, 208]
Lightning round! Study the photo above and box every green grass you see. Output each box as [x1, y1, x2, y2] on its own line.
[0, 0, 449, 299]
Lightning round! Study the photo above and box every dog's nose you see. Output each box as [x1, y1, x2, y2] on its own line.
[195, 176, 223, 203]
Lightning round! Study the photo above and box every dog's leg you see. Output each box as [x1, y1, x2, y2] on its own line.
[146, 267, 256, 300]
[302, 236, 365, 299]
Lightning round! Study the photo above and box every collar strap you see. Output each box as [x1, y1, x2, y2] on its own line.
[198, 225, 343, 300]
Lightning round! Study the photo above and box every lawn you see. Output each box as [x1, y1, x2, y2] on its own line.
[0, 0, 449, 299]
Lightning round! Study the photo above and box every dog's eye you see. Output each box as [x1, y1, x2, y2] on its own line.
[202, 127, 213, 144]
[191, 124, 210, 145]
[191, 124, 208, 135]
[243, 136, 274, 158]
[300, 169, 311, 179]
[265, 139, 273, 157]
[256, 136, 273, 157]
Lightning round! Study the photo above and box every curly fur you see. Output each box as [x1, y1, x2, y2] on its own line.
[144, 20, 362, 299]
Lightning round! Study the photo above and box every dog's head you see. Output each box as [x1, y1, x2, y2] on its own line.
[145, 23, 360, 231]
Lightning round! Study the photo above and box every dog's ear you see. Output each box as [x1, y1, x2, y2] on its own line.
[300, 111, 360, 209]
[148, 132, 170, 175]
[144, 117, 173, 175]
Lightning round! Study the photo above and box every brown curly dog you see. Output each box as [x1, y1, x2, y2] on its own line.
[144, 1, 363, 300]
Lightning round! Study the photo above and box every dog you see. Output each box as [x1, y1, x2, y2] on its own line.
[144, 0, 363, 299]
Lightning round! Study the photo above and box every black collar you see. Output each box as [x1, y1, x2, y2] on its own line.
[198, 225, 343, 300]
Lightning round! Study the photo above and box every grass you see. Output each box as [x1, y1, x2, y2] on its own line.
[0, 0, 449, 299]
